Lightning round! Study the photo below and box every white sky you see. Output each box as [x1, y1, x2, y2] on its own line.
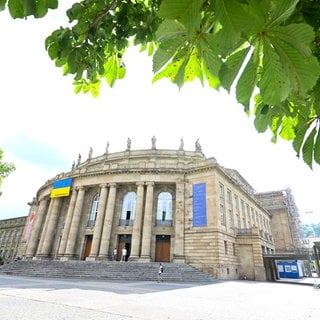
[0, 2, 319, 224]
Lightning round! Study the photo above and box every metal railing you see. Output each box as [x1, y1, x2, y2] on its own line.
[119, 219, 134, 226]
[156, 220, 173, 227]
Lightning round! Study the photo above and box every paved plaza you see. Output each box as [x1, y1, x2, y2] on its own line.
[0, 274, 319, 320]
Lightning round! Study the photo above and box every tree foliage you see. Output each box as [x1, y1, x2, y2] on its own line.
[0, 149, 15, 196]
[2, 0, 320, 168]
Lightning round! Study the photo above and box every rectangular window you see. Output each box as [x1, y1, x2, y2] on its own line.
[234, 195, 239, 211]
[228, 209, 233, 228]
[236, 214, 241, 228]
[227, 190, 232, 203]
[220, 204, 226, 225]
[219, 183, 225, 198]
[246, 204, 251, 226]
[224, 241, 228, 254]
[233, 243, 236, 256]
[251, 208, 255, 226]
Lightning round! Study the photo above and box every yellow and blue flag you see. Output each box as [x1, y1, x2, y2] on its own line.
[50, 178, 73, 198]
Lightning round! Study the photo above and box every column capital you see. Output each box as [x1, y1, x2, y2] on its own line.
[145, 181, 155, 187]
[108, 182, 117, 188]
[99, 183, 108, 188]
[75, 186, 85, 191]
[136, 181, 145, 187]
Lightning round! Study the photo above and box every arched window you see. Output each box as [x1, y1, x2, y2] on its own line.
[156, 192, 172, 224]
[87, 194, 99, 227]
[120, 192, 136, 225]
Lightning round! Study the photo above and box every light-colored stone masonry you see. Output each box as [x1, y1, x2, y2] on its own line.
[1, 147, 300, 280]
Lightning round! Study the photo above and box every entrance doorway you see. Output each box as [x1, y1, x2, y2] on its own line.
[83, 235, 93, 260]
[118, 234, 131, 261]
[155, 235, 170, 262]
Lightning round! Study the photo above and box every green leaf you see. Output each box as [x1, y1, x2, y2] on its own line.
[197, 34, 222, 80]
[35, 0, 48, 18]
[158, 0, 205, 20]
[279, 116, 296, 140]
[260, 39, 290, 105]
[214, 0, 254, 49]
[184, 51, 203, 84]
[302, 127, 317, 169]
[314, 127, 320, 165]
[268, 0, 299, 28]
[271, 37, 320, 98]
[153, 36, 186, 73]
[179, 0, 205, 39]
[0, 0, 7, 11]
[47, 0, 58, 10]
[23, 0, 36, 17]
[236, 51, 259, 110]
[90, 81, 101, 98]
[254, 103, 271, 133]
[268, 24, 314, 57]
[292, 122, 309, 157]
[219, 47, 250, 92]
[152, 58, 184, 84]
[104, 56, 125, 87]
[8, 0, 24, 18]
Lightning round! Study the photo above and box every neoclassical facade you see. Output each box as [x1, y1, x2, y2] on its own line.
[20, 144, 276, 280]
[0, 216, 27, 264]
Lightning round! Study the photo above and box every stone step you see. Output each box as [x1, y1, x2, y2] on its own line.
[0, 260, 216, 282]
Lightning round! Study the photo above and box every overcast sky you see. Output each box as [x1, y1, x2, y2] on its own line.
[0, 2, 319, 224]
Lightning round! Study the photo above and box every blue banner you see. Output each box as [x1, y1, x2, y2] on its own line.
[192, 183, 207, 227]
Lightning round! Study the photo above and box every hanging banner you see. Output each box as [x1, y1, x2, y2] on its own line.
[50, 177, 73, 198]
[24, 211, 35, 240]
[192, 183, 207, 227]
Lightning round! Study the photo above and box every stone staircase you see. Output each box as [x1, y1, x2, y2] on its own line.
[0, 260, 216, 282]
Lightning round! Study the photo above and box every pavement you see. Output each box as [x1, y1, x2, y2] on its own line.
[0, 274, 320, 320]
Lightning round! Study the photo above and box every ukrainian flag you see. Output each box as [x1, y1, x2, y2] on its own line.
[50, 178, 73, 198]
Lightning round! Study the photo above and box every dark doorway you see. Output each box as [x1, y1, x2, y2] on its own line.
[118, 234, 132, 261]
[83, 235, 93, 260]
[155, 235, 170, 262]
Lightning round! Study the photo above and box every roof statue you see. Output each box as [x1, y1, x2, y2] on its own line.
[195, 139, 202, 152]
[179, 137, 184, 151]
[151, 135, 156, 149]
[126, 137, 131, 151]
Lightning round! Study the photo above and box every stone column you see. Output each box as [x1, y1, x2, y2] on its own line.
[38, 197, 62, 258]
[36, 198, 54, 256]
[88, 184, 108, 259]
[140, 182, 154, 261]
[173, 181, 185, 262]
[251, 226, 266, 281]
[98, 183, 117, 259]
[58, 188, 78, 257]
[129, 182, 145, 260]
[64, 187, 85, 259]
[25, 197, 48, 259]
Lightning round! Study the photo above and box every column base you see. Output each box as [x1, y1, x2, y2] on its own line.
[85, 256, 97, 261]
[137, 256, 152, 262]
[59, 254, 79, 261]
[35, 254, 51, 260]
[128, 255, 140, 262]
[98, 255, 110, 261]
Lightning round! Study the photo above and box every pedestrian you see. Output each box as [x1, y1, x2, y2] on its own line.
[121, 246, 127, 262]
[157, 263, 164, 282]
[113, 247, 117, 261]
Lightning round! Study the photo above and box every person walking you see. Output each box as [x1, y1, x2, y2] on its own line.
[113, 248, 117, 261]
[157, 263, 164, 282]
[121, 247, 127, 262]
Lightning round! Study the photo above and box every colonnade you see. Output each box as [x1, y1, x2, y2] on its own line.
[25, 181, 186, 262]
